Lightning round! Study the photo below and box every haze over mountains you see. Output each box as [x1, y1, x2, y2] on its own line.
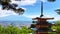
[0, 21, 32, 27]
[0, 15, 32, 27]
[0, 15, 32, 21]
[0, 15, 56, 27]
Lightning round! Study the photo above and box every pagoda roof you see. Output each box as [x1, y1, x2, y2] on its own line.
[32, 17, 54, 20]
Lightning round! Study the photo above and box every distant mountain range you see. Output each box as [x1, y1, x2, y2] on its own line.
[0, 21, 32, 27]
[0, 21, 56, 27]
[0, 15, 32, 21]
[0, 15, 57, 27]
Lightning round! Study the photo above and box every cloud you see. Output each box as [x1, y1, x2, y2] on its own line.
[16, 7, 26, 10]
[0, 7, 18, 17]
[42, 15, 60, 21]
[24, 15, 54, 18]
[53, 17, 60, 21]
[24, 15, 40, 18]
[42, 15, 54, 18]
[24, 15, 60, 21]
[11, 0, 37, 6]
[0, 6, 26, 17]
[40, 0, 47, 2]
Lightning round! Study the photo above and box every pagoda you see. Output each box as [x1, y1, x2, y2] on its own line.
[30, 0, 55, 34]
[30, 0, 56, 34]
[31, 17, 54, 34]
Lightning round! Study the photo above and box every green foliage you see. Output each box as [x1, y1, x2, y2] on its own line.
[0, 25, 33, 34]
[55, 21, 60, 34]
[55, 21, 60, 25]
[49, 20, 60, 34]
[49, 32, 57, 34]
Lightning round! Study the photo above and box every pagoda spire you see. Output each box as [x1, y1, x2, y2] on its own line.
[40, 1, 44, 18]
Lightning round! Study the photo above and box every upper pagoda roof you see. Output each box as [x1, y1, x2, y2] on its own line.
[32, 17, 54, 20]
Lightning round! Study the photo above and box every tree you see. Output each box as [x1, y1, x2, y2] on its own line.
[55, 9, 60, 15]
[0, 25, 33, 34]
[48, 0, 56, 2]
[50, 21, 60, 34]
[0, 0, 25, 15]
[0, 25, 3, 33]
[55, 21, 60, 34]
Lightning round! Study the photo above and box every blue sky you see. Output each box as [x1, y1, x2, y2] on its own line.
[0, 0, 60, 21]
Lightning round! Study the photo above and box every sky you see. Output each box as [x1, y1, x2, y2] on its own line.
[0, 0, 60, 21]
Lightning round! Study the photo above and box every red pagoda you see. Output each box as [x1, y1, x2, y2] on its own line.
[31, 17, 54, 34]
[30, 0, 56, 34]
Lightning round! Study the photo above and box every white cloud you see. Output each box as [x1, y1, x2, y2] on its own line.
[42, 15, 60, 21]
[16, 7, 26, 10]
[11, 0, 37, 6]
[0, 6, 26, 17]
[0, 7, 18, 17]
[24, 15, 40, 18]
[42, 15, 54, 18]
[24, 15, 60, 21]
[53, 17, 60, 21]
[41, 15, 60, 21]
[24, 15, 54, 18]
[40, 0, 47, 2]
